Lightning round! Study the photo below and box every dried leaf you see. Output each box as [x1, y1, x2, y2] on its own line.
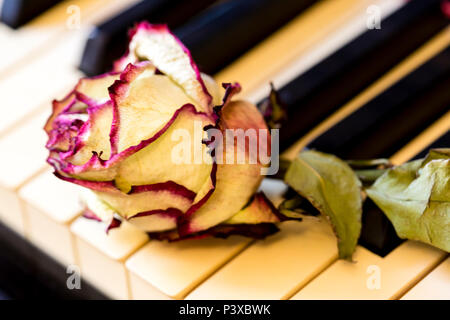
[258, 83, 287, 129]
[285, 150, 363, 260]
[366, 149, 450, 252]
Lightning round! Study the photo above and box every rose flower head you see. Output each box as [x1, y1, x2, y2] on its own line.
[45, 23, 300, 240]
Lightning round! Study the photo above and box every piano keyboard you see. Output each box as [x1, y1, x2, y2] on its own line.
[0, 0, 448, 300]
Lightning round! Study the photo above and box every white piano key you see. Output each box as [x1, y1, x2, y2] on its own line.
[186, 218, 338, 300]
[0, 35, 82, 136]
[126, 237, 251, 300]
[0, 111, 48, 190]
[401, 257, 450, 300]
[0, 0, 139, 77]
[71, 217, 148, 299]
[19, 169, 84, 265]
[0, 111, 49, 235]
[0, 0, 140, 137]
[0, 188, 23, 235]
[291, 242, 446, 300]
[128, 271, 173, 300]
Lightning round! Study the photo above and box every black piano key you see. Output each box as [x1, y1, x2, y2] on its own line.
[359, 199, 404, 257]
[308, 47, 450, 159]
[0, 0, 62, 29]
[307, 47, 450, 256]
[173, 0, 318, 75]
[80, 0, 218, 76]
[267, 0, 449, 151]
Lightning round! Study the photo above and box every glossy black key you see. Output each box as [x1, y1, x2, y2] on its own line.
[308, 47, 450, 256]
[173, 0, 318, 75]
[0, 0, 62, 29]
[79, 0, 217, 76]
[266, 0, 449, 151]
[359, 199, 403, 257]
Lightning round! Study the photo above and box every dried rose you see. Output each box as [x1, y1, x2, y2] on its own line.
[45, 23, 298, 240]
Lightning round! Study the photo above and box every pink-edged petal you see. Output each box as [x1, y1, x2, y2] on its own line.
[147, 194, 296, 241]
[83, 208, 103, 222]
[128, 208, 182, 232]
[225, 193, 297, 224]
[180, 83, 241, 210]
[74, 72, 121, 106]
[115, 104, 215, 193]
[109, 62, 204, 153]
[106, 217, 122, 233]
[93, 185, 194, 220]
[202, 74, 222, 106]
[44, 93, 77, 134]
[148, 223, 280, 242]
[127, 23, 212, 113]
[51, 104, 214, 190]
[81, 184, 193, 222]
[67, 102, 114, 167]
[180, 92, 270, 235]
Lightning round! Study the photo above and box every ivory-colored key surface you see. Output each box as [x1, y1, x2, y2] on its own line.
[19, 169, 84, 265]
[292, 243, 445, 300]
[71, 218, 148, 299]
[0, 111, 49, 235]
[128, 271, 173, 300]
[186, 219, 337, 300]
[401, 257, 450, 300]
[126, 237, 251, 300]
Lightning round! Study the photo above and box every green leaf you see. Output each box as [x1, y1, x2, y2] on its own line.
[366, 149, 450, 252]
[285, 150, 363, 260]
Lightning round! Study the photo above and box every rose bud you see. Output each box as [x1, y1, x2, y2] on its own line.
[45, 23, 300, 240]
